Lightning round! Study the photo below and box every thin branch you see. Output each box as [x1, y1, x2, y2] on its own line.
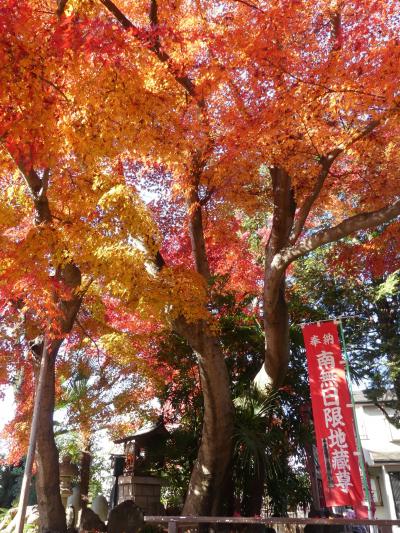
[32, 72, 70, 102]
[374, 401, 400, 429]
[289, 116, 383, 245]
[99, 0, 133, 28]
[230, 0, 266, 13]
[298, 114, 321, 159]
[54, 422, 115, 437]
[76, 318, 103, 362]
[148, 0, 169, 62]
[289, 156, 338, 245]
[263, 56, 386, 101]
[79, 278, 94, 297]
[98, 0, 198, 100]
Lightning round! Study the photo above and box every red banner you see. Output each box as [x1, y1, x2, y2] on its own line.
[302, 321, 367, 515]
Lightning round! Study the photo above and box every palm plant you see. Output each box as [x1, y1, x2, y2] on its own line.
[232, 386, 282, 516]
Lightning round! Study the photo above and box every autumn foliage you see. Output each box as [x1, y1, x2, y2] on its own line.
[0, 0, 399, 522]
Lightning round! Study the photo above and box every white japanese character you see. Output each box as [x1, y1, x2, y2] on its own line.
[317, 351, 335, 371]
[324, 407, 345, 428]
[335, 470, 353, 493]
[331, 448, 350, 471]
[323, 333, 335, 345]
[328, 428, 348, 449]
[322, 386, 339, 407]
[320, 370, 337, 388]
[310, 335, 321, 347]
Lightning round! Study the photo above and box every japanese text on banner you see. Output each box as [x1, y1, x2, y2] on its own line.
[302, 321, 365, 509]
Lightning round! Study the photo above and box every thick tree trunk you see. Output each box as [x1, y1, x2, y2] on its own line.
[35, 342, 67, 533]
[176, 171, 235, 515]
[33, 265, 81, 532]
[16, 161, 82, 532]
[176, 320, 234, 515]
[263, 278, 290, 389]
[260, 168, 296, 389]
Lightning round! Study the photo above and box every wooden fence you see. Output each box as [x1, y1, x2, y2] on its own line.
[144, 516, 400, 533]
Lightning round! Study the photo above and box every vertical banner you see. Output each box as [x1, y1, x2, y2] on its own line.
[302, 321, 366, 512]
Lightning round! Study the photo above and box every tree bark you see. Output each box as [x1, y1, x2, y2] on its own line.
[176, 171, 234, 515]
[259, 168, 296, 389]
[156, 242, 234, 515]
[15, 159, 82, 532]
[34, 341, 67, 533]
[32, 263, 82, 533]
[79, 443, 92, 509]
[16, 341, 50, 533]
[263, 278, 290, 388]
[175, 320, 234, 515]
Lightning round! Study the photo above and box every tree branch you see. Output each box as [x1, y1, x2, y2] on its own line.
[289, 117, 382, 245]
[16, 160, 52, 224]
[230, 0, 266, 13]
[281, 198, 400, 267]
[289, 152, 339, 245]
[187, 154, 212, 282]
[31, 72, 70, 102]
[76, 318, 103, 362]
[56, 0, 69, 16]
[98, 0, 198, 99]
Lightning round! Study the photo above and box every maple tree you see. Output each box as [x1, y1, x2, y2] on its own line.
[89, 0, 400, 514]
[0, 1, 174, 524]
[1, 0, 400, 527]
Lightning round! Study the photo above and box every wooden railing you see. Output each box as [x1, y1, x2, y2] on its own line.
[144, 516, 400, 533]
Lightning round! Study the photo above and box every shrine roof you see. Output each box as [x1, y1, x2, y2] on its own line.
[113, 418, 168, 444]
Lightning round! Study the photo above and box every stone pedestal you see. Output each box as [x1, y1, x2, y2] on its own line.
[59, 455, 79, 509]
[117, 476, 162, 514]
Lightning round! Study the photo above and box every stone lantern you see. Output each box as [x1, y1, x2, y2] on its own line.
[59, 454, 79, 508]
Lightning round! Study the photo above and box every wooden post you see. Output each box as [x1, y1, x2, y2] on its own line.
[15, 339, 49, 533]
[168, 520, 177, 533]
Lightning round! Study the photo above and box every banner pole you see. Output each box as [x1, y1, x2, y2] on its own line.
[338, 320, 373, 518]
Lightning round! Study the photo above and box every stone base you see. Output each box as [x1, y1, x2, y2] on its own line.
[117, 475, 163, 514]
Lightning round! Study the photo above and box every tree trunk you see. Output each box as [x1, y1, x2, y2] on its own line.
[15, 160, 82, 531]
[177, 171, 235, 515]
[33, 264, 81, 532]
[35, 342, 67, 533]
[79, 445, 92, 509]
[176, 320, 234, 516]
[259, 167, 296, 390]
[263, 277, 290, 389]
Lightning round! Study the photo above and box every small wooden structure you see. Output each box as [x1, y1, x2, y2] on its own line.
[110, 419, 168, 514]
